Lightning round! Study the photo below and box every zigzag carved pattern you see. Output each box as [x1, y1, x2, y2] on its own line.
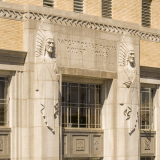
[0, 9, 160, 42]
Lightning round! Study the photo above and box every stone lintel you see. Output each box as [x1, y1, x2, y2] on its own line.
[59, 67, 117, 79]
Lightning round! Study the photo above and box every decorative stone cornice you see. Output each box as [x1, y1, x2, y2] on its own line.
[0, 49, 27, 65]
[140, 66, 160, 79]
[0, 7, 160, 42]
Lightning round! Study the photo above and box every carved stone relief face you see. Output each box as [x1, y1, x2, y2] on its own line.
[45, 38, 55, 53]
[128, 50, 135, 64]
[45, 38, 55, 57]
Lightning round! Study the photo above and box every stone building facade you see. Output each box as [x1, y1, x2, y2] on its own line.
[0, 0, 160, 160]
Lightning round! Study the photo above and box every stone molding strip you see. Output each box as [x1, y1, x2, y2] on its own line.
[59, 66, 117, 79]
[140, 66, 160, 79]
[0, 5, 160, 42]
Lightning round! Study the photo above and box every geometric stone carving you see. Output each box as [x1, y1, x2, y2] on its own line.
[0, 129, 10, 159]
[0, 49, 27, 65]
[93, 136, 100, 153]
[63, 131, 103, 158]
[76, 139, 85, 151]
[140, 66, 160, 79]
[141, 133, 155, 156]
[0, 138, 3, 151]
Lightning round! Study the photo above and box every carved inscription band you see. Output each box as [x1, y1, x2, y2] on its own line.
[0, 8, 160, 42]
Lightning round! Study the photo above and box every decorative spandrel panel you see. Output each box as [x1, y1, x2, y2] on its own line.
[141, 133, 155, 156]
[72, 135, 89, 156]
[62, 131, 103, 158]
[0, 130, 10, 159]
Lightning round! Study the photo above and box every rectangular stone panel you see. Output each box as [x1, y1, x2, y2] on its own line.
[62, 130, 103, 158]
[56, 31, 117, 74]
[141, 132, 155, 156]
[0, 130, 10, 159]
[71, 134, 89, 157]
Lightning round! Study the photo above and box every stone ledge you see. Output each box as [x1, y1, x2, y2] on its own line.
[0, 48, 27, 65]
[59, 66, 117, 79]
[63, 128, 104, 133]
[140, 65, 160, 79]
[0, 127, 11, 132]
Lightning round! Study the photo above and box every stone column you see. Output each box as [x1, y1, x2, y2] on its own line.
[103, 36, 140, 160]
[10, 71, 24, 160]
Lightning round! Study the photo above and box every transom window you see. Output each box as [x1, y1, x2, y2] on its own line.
[0, 77, 8, 126]
[62, 82, 101, 128]
[140, 88, 154, 130]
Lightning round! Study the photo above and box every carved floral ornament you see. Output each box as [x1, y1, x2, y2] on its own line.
[0, 8, 160, 42]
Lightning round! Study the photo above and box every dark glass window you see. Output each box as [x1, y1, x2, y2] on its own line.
[140, 88, 154, 130]
[0, 77, 8, 126]
[62, 82, 101, 128]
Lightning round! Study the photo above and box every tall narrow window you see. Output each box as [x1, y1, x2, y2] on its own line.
[102, 0, 112, 18]
[140, 88, 154, 130]
[74, 0, 84, 14]
[0, 77, 8, 126]
[142, 0, 151, 27]
[43, 0, 54, 8]
[62, 82, 101, 128]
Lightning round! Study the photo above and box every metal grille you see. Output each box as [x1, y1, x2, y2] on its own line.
[62, 82, 101, 128]
[102, 0, 112, 18]
[74, 0, 84, 14]
[142, 0, 151, 27]
[43, 0, 54, 8]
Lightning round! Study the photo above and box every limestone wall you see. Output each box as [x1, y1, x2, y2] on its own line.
[0, 18, 23, 51]
[112, 0, 141, 25]
[140, 40, 160, 67]
[5, 0, 43, 6]
[55, 0, 73, 12]
[84, 0, 101, 17]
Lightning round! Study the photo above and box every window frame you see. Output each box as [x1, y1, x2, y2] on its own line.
[0, 77, 9, 127]
[140, 88, 154, 130]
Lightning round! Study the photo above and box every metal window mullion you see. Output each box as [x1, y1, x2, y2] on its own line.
[67, 83, 69, 127]
[78, 83, 79, 128]
[149, 88, 151, 130]
[88, 85, 90, 128]
[94, 85, 96, 128]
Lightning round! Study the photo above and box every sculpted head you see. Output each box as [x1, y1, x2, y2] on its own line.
[45, 38, 55, 53]
[44, 37, 55, 58]
[128, 50, 135, 64]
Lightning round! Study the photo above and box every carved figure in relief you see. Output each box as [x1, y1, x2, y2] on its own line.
[35, 19, 59, 133]
[119, 35, 139, 134]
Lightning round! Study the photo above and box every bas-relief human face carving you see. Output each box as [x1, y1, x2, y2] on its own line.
[45, 38, 55, 54]
[128, 50, 135, 64]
